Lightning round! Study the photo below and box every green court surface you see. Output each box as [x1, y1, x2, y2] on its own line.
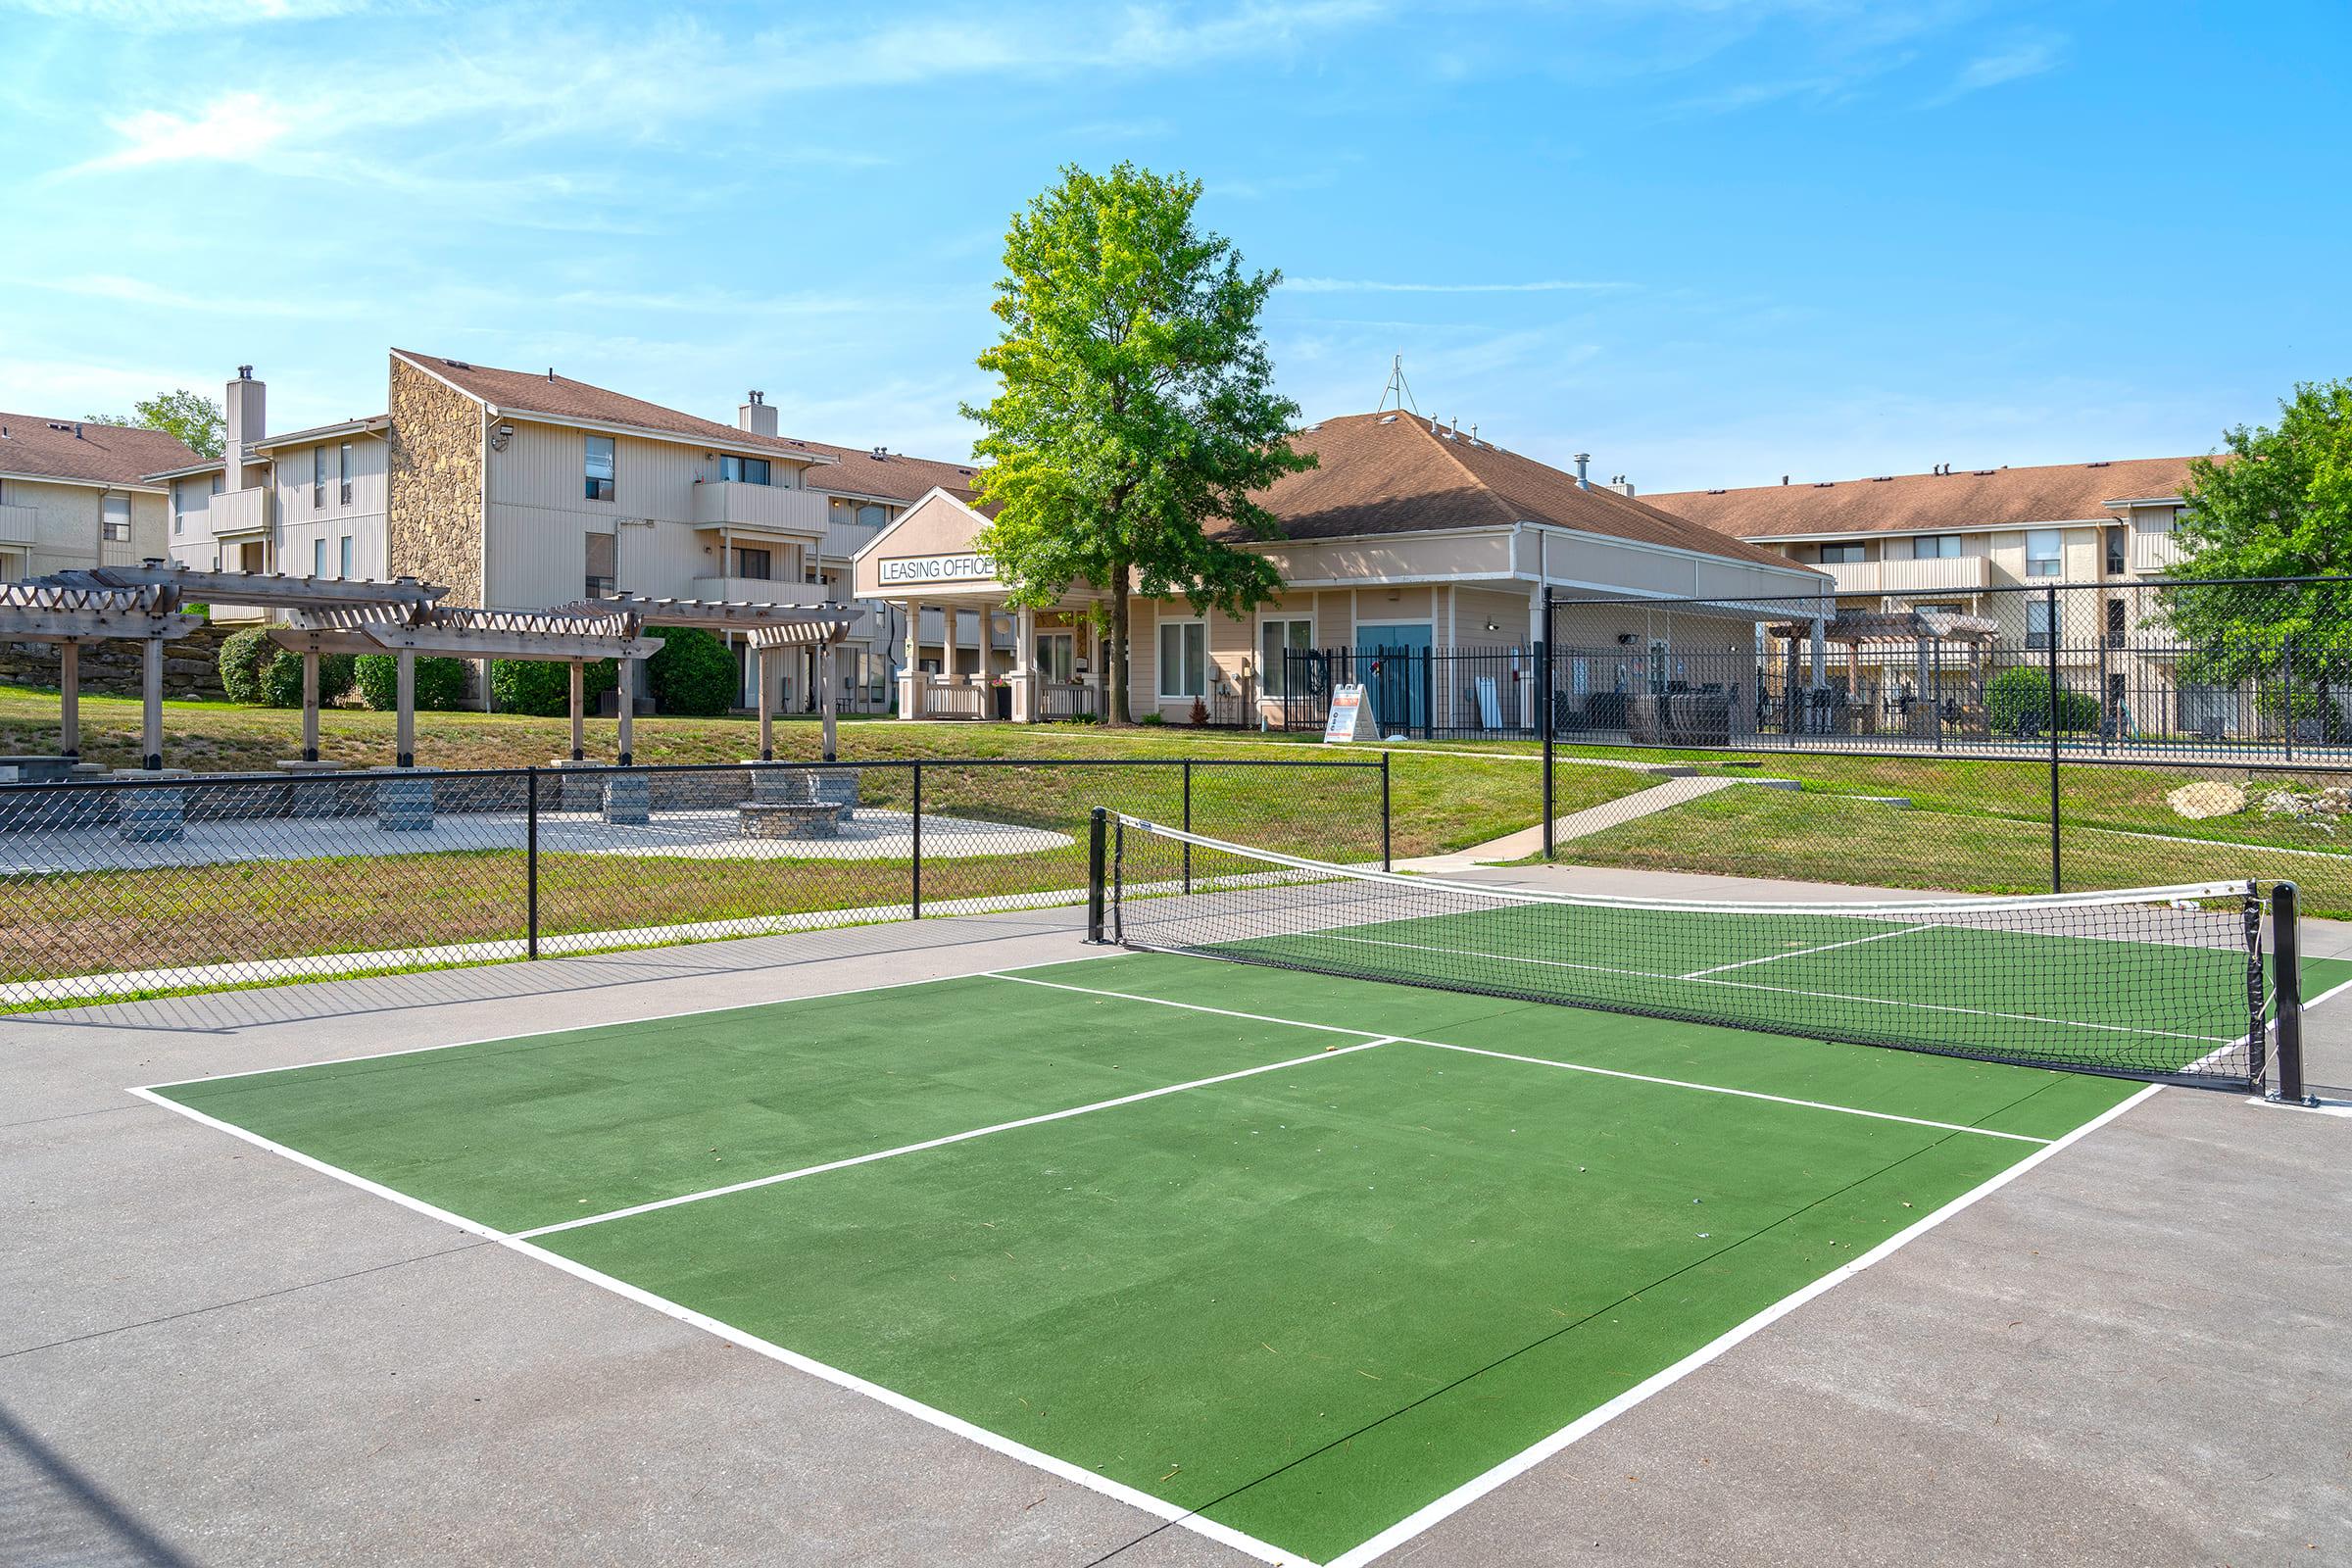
[140, 951, 2344, 1566]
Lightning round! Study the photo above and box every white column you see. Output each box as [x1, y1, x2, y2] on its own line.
[1012, 605, 1038, 722]
[818, 640, 839, 760]
[900, 600, 922, 719]
[943, 600, 959, 680]
[757, 644, 774, 760]
[1808, 616, 1828, 687]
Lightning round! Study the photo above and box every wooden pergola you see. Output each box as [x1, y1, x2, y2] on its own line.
[1768, 608, 2001, 738]
[0, 563, 445, 770]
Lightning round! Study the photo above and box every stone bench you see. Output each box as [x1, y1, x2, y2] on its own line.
[737, 802, 842, 841]
[746, 765, 858, 822]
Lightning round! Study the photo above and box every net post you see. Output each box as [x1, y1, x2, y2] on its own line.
[1381, 751, 1393, 872]
[2045, 584, 2062, 894]
[1085, 807, 1108, 944]
[525, 765, 540, 960]
[1111, 817, 1125, 944]
[2272, 881, 2306, 1102]
[1541, 594, 1555, 859]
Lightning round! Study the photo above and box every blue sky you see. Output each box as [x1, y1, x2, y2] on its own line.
[1, 0, 2343, 492]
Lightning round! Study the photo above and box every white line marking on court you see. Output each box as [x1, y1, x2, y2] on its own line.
[988, 973, 2051, 1144]
[517, 1038, 1397, 1239]
[1678, 923, 1930, 978]
[125, 1086, 1309, 1568]
[1291, 931, 2238, 1045]
[1317, 1080, 2166, 1568]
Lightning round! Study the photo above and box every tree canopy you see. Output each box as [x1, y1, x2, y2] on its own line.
[2164, 380, 2352, 729]
[961, 162, 1313, 723]
[83, 389, 225, 459]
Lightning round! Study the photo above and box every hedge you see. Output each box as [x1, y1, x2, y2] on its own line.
[491, 658, 617, 716]
[219, 627, 354, 709]
[647, 625, 738, 716]
[353, 654, 470, 712]
[1985, 664, 2100, 735]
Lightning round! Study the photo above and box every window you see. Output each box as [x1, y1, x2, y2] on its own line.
[1911, 534, 1962, 559]
[585, 530, 618, 599]
[858, 504, 886, 530]
[2026, 597, 2055, 650]
[313, 539, 327, 577]
[2105, 598, 2126, 648]
[733, 546, 772, 580]
[172, 483, 183, 536]
[1259, 616, 1312, 697]
[339, 535, 354, 578]
[1818, 542, 1866, 564]
[101, 493, 131, 542]
[312, 446, 326, 506]
[2026, 529, 2063, 577]
[2105, 526, 2126, 575]
[720, 455, 771, 486]
[1036, 631, 1075, 682]
[584, 435, 616, 501]
[1157, 619, 1206, 698]
[338, 442, 353, 506]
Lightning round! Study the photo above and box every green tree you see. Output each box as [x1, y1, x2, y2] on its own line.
[83, 389, 226, 459]
[646, 626, 738, 716]
[960, 163, 1313, 725]
[2163, 380, 2352, 737]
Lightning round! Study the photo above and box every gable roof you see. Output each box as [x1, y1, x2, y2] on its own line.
[1234, 411, 1807, 571]
[0, 413, 198, 489]
[1649, 456, 2199, 540]
[765, 437, 982, 507]
[390, 350, 837, 465]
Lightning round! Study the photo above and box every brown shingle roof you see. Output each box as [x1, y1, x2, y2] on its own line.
[1231, 412, 1805, 571]
[769, 438, 981, 506]
[390, 350, 837, 463]
[1650, 456, 2199, 540]
[0, 413, 198, 487]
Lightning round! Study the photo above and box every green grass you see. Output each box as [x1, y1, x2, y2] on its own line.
[152, 953, 2168, 1563]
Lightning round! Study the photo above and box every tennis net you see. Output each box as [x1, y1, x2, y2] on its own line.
[1087, 810, 2296, 1091]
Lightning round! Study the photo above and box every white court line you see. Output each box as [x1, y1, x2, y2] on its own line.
[1679, 923, 1930, 978]
[2187, 969, 2352, 1088]
[989, 972, 2051, 1144]
[1290, 930, 2239, 1045]
[1317, 1080, 2166, 1568]
[518, 1037, 1396, 1239]
[126, 1086, 1307, 1567]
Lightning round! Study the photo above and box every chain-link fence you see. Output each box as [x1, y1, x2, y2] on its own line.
[1538, 578, 2352, 918]
[0, 756, 1389, 1013]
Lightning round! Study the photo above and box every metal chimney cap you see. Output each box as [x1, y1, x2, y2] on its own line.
[237, 365, 253, 379]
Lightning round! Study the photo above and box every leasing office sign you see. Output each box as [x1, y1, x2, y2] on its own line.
[876, 552, 998, 586]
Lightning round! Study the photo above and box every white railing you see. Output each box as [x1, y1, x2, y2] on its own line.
[209, 486, 270, 536]
[0, 504, 35, 546]
[690, 481, 829, 534]
[688, 576, 831, 607]
[1819, 555, 1991, 595]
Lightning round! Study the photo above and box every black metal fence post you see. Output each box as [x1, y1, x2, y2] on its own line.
[909, 760, 922, 919]
[525, 765, 540, 959]
[2282, 637, 2296, 762]
[1541, 596, 1556, 859]
[1420, 646, 1436, 741]
[1181, 760, 1193, 895]
[2045, 585, 2062, 893]
[1381, 751, 1393, 871]
[2272, 881, 2305, 1102]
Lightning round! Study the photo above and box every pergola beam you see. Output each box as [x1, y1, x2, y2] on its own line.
[0, 610, 202, 642]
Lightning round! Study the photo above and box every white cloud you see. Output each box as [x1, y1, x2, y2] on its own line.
[77, 90, 290, 171]
[1284, 278, 1630, 295]
[1924, 31, 2064, 106]
[0, 0, 378, 24]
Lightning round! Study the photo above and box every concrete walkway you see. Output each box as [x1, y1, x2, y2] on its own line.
[1398, 774, 1787, 871]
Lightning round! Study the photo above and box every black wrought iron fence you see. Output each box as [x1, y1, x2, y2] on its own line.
[0, 755, 1389, 1012]
[1279, 644, 1545, 740]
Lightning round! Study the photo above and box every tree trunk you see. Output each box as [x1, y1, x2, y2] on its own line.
[1106, 574, 1132, 726]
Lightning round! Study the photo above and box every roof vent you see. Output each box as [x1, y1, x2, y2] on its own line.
[1973, 469, 1995, 476]
[1813, 481, 1834, 488]
[2086, 460, 2110, 467]
[1706, 488, 1726, 495]
[547, 367, 556, 380]
[48, 420, 72, 431]
[1378, 414, 1397, 424]
[870, 446, 888, 461]
[1782, 475, 1789, 486]
[1872, 475, 1891, 482]
[237, 365, 253, 380]
[444, 358, 472, 369]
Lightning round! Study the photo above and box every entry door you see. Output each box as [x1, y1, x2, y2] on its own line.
[1355, 622, 1432, 732]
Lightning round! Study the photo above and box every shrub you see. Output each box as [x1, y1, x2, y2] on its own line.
[354, 654, 471, 712]
[1137, 710, 1166, 726]
[219, 630, 355, 709]
[491, 658, 616, 717]
[646, 625, 738, 716]
[1985, 665, 2099, 735]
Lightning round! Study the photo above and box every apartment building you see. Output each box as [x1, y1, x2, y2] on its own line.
[1651, 456, 2215, 729]
[157, 356, 977, 711]
[0, 413, 191, 580]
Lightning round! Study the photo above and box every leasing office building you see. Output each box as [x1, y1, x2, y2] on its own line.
[854, 410, 1826, 725]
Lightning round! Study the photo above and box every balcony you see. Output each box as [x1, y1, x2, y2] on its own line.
[210, 486, 270, 537]
[2132, 531, 2185, 574]
[0, 504, 34, 546]
[690, 480, 828, 535]
[1820, 555, 1991, 596]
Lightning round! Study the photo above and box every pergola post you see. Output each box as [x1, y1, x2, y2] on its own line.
[568, 661, 585, 761]
[394, 648, 416, 769]
[757, 644, 774, 760]
[818, 639, 838, 761]
[140, 635, 163, 770]
[58, 640, 79, 758]
[1808, 615, 1828, 688]
[301, 651, 320, 762]
[615, 657, 636, 765]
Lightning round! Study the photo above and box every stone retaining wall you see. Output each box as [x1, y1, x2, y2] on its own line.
[0, 623, 236, 703]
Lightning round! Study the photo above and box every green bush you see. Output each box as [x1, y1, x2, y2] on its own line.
[219, 629, 355, 709]
[354, 654, 470, 712]
[646, 625, 738, 716]
[491, 658, 616, 716]
[1137, 710, 1166, 726]
[1985, 665, 2099, 735]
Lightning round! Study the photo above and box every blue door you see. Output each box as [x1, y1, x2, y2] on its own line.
[1355, 622, 1432, 733]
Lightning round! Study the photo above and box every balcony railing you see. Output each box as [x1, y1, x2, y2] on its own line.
[690, 481, 829, 535]
[1820, 555, 1992, 596]
[209, 486, 270, 537]
[0, 504, 35, 546]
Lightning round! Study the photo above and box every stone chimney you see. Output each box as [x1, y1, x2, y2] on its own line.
[223, 365, 266, 490]
[737, 390, 777, 437]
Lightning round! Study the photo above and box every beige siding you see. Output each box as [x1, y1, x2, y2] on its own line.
[0, 477, 164, 575]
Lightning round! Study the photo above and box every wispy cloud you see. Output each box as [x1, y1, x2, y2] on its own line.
[0, 271, 358, 318]
[1924, 31, 2065, 106]
[1284, 277, 1630, 294]
[0, 0, 383, 24]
